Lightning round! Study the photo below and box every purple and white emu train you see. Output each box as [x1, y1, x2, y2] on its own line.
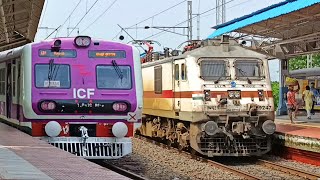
[0, 36, 143, 159]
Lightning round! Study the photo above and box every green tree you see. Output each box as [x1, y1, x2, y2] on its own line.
[271, 81, 279, 110]
[289, 53, 320, 70]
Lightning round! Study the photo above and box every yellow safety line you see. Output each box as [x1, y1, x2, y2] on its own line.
[275, 119, 320, 128]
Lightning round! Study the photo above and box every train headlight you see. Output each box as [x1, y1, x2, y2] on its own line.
[112, 102, 128, 112]
[202, 121, 218, 136]
[45, 121, 62, 137]
[228, 90, 241, 99]
[204, 90, 211, 101]
[53, 39, 61, 47]
[262, 120, 276, 135]
[40, 101, 56, 111]
[74, 36, 91, 47]
[112, 122, 128, 138]
[258, 90, 264, 101]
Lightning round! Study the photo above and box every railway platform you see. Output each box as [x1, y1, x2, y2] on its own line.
[0, 122, 129, 180]
[273, 114, 320, 166]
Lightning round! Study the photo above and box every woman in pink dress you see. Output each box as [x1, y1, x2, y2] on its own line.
[287, 83, 300, 123]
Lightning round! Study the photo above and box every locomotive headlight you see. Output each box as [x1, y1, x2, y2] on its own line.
[204, 90, 211, 101]
[112, 122, 128, 138]
[228, 90, 241, 99]
[262, 120, 276, 135]
[258, 90, 264, 101]
[45, 121, 62, 137]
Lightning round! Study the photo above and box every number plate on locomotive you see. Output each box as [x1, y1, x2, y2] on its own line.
[258, 106, 272, 110]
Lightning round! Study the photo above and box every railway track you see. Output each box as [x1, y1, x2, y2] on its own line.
[135, 135, 320, 180]
[91, 160, 148, 180]
[257, 159, 320, 180]
[135, 135, 260, 180]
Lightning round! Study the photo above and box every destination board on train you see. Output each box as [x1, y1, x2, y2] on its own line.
[39, 49, 77, 58]
[88, 50, 126, 58]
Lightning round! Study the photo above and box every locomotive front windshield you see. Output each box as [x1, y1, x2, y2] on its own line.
[35, 64, 71, 88]
[200, 60, 227, 80]
[235, 60, 262, 79]
[96, 65, 132, 89]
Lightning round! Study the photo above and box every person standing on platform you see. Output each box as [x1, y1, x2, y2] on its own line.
[287, 83, 300, 123]
[310, 82, 319, 115]
[302, 85, 314, 119]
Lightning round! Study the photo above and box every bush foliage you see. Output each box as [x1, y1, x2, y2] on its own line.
[289, 53, 320, 70]
[271, 81, 279, 110]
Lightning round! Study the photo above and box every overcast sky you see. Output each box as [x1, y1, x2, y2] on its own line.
[35, 0, 282, 81]
[35, 0, 283, 46]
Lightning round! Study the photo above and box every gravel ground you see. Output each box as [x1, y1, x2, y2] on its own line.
[227, 162, 305, 180]
[262, 155, 320, 175]
[106, 138, 320, 180]
[106, 138, 243, 180]
[217, 155, 320, 180]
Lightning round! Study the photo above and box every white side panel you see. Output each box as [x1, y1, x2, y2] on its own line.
[132, 46, 143, 120]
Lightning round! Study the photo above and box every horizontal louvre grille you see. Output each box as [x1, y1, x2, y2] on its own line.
[50, 142, 123, 159]
[198, 137, 269, 155]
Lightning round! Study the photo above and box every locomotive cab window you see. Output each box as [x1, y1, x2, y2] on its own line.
[96, 65, 132, 89]
[200, 60, 227, 80]
[174, 64, 179, 80]
[154, 65, 162, 94]
[35, 64, 71, 88]
[181, 63, 187, 80]
[235, 60, 262, 79]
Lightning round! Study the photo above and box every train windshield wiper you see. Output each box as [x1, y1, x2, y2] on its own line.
[214, 73, 225, 84]
[111, 60, 123, 80]
[236, 67, 252, 84]
[47, 59, 56, 87]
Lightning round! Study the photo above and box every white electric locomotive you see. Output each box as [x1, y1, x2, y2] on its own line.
[138, 36, 276, 156]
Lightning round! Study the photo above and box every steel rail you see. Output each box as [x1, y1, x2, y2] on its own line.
[92, 160, 149, 180]
[135, 135, 260, 180]
[257, 159, 320, 180]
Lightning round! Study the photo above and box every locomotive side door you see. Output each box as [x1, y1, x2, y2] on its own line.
[173, 59, 187, 112]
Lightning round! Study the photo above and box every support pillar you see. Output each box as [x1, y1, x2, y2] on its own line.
[277, 59, 288, 115]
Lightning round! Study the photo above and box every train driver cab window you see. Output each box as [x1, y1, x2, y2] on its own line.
[235, 60, 262, 79]
[97, 65, 132, 89]
[35, 64, 71, 88]
[181, 63, 187, 80]
[174, 64, 179, 80]
[200, 60, 227, 81]
[154, 65, 162, 94]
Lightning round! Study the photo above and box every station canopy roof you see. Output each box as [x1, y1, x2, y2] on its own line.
[0, 0, 44, 52]
[207, 0, 320, 59]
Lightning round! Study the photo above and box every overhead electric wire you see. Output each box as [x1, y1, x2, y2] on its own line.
[44, 0, 82, 39]
[127, 0, 187, 28]
[82, 0, 118, 33]
[142, 0, 247, 40]
[112, 0, 187, 40]
[201, 0, 252, 19]
[67, 0, 99, 37]
[44, 25, 62, 40]
[55, 0, 82, 37]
